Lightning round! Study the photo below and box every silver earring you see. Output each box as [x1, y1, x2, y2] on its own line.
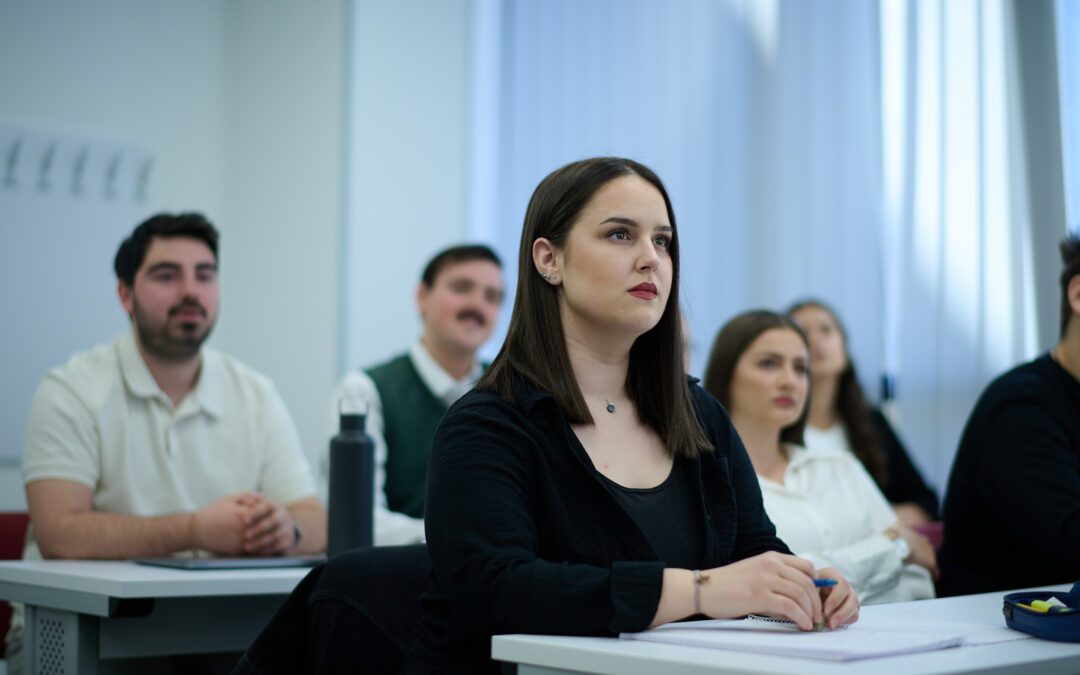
[540, 271, 555, 281]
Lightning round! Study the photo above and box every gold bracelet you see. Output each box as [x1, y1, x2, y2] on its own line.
[694, 570, 709, 615]
[189, 512, 199, 558]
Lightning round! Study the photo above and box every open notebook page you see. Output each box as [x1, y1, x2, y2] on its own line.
[621, 614, 971, 662]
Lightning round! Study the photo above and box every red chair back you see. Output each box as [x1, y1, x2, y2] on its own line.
[915, 521, 944, 551]
[0, 512, 30, 658]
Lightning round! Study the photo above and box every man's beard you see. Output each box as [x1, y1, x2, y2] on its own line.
[132, 296, 215, 362]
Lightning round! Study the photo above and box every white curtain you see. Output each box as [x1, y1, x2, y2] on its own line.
[880, 0, 1038, 490]
[466, 0, 1048, 493]
[1059, 0, 1080, 233]
[468, 0, 884, 385]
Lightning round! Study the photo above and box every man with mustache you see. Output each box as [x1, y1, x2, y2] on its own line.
[18, 213, 327, 565]
[328, 244, 503, 545]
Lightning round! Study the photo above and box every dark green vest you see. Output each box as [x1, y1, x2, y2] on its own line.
[366, 355, 449, 519]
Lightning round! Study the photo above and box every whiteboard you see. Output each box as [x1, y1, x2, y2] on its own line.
[0, 126, 151, 459]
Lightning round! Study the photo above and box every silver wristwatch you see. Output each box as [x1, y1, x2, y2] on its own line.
[885, 526, 910, 561]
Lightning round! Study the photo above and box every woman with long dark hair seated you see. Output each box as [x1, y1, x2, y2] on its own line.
[402, 158, 858, 673]
[703, 310, 936, 605]
[787, 300, 938, 526]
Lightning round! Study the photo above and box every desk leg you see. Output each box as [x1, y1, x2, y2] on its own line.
[25, 605, 99, 675]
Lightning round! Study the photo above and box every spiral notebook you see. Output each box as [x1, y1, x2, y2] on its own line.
[621, 614, 968, 661]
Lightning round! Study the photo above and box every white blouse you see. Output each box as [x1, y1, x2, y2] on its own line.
[803, 422, 851, 454]
[758, 445, 934, 605]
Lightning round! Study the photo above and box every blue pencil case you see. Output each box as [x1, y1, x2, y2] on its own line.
[1003, 582, 1080, 642]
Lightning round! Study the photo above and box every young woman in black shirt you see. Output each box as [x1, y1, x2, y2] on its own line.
[404, 158, 859, 673]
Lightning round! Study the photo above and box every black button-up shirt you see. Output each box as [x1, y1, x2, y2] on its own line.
[404, 375, 790, 673]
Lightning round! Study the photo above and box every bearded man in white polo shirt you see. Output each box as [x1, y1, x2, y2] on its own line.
[20, 212, 326, 561]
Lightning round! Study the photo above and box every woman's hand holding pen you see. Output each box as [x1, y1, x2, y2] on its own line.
[697, 551, 827, 631]
[813, 567, 860, 629]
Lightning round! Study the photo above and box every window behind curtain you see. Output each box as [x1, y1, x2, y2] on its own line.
[1058, 0, 1080, 234]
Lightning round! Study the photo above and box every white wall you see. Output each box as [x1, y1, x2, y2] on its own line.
[0, 1, 231, 210]
[0, 0, 346, 508]
[343, 0, 473, 372]
[216, 1, 346, 477]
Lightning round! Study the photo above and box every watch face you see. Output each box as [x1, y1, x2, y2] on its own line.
[893, 536, 910, 561]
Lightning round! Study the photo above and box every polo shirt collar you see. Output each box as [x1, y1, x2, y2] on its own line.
[192, 348, 226, 418]
[117, 330, 161, 400]
[117, 330, 225, 418]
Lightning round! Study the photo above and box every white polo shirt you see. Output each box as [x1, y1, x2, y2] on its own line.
[20, 330, 317, 560]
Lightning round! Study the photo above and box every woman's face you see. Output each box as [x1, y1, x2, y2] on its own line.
[729, 328, 809, 432]
[556, 175, 674, 341]
[790, 305, 848, 380]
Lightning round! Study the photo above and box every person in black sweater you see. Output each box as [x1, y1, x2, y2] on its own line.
[938, 233, 1080, 596]
[788, 300, 939, 525]
[402, 157, 858, 673]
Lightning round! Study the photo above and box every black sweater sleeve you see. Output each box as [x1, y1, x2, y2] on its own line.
[871, 409, 940, 519]
[423, 395, 664, 639]
[691, 386, 791, 560]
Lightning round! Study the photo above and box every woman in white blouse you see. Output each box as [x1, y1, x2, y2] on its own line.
[787, 299, 939, 527]
[703, 310, 937, 604]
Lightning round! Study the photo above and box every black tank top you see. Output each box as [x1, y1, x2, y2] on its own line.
[601, 458, 705, 569]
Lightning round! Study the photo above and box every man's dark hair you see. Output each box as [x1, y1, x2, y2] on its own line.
[420, 244, 501, 288]
[478, 156, 711, 458]
[1060, 233, 1080, 337]
[114, 212, 219, 285]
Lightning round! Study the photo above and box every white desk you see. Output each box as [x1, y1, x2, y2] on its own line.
[493, 584, 1080, 674]
[0, 560, 311, 674]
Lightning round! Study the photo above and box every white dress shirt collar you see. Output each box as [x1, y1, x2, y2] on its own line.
[408, 339, 483, 407]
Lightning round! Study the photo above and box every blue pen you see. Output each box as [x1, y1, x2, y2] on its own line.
[814, 579, 838, 587]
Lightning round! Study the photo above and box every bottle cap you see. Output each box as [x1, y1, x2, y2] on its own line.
[338, 396, 368, 431]
[340, 413, 366, 431]
[338, 395, 368, 416]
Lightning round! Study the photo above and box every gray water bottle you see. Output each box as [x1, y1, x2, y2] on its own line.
[328, 400, 375, 557]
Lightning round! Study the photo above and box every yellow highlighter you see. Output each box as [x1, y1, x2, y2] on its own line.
[1032, 598, 1076, 613]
